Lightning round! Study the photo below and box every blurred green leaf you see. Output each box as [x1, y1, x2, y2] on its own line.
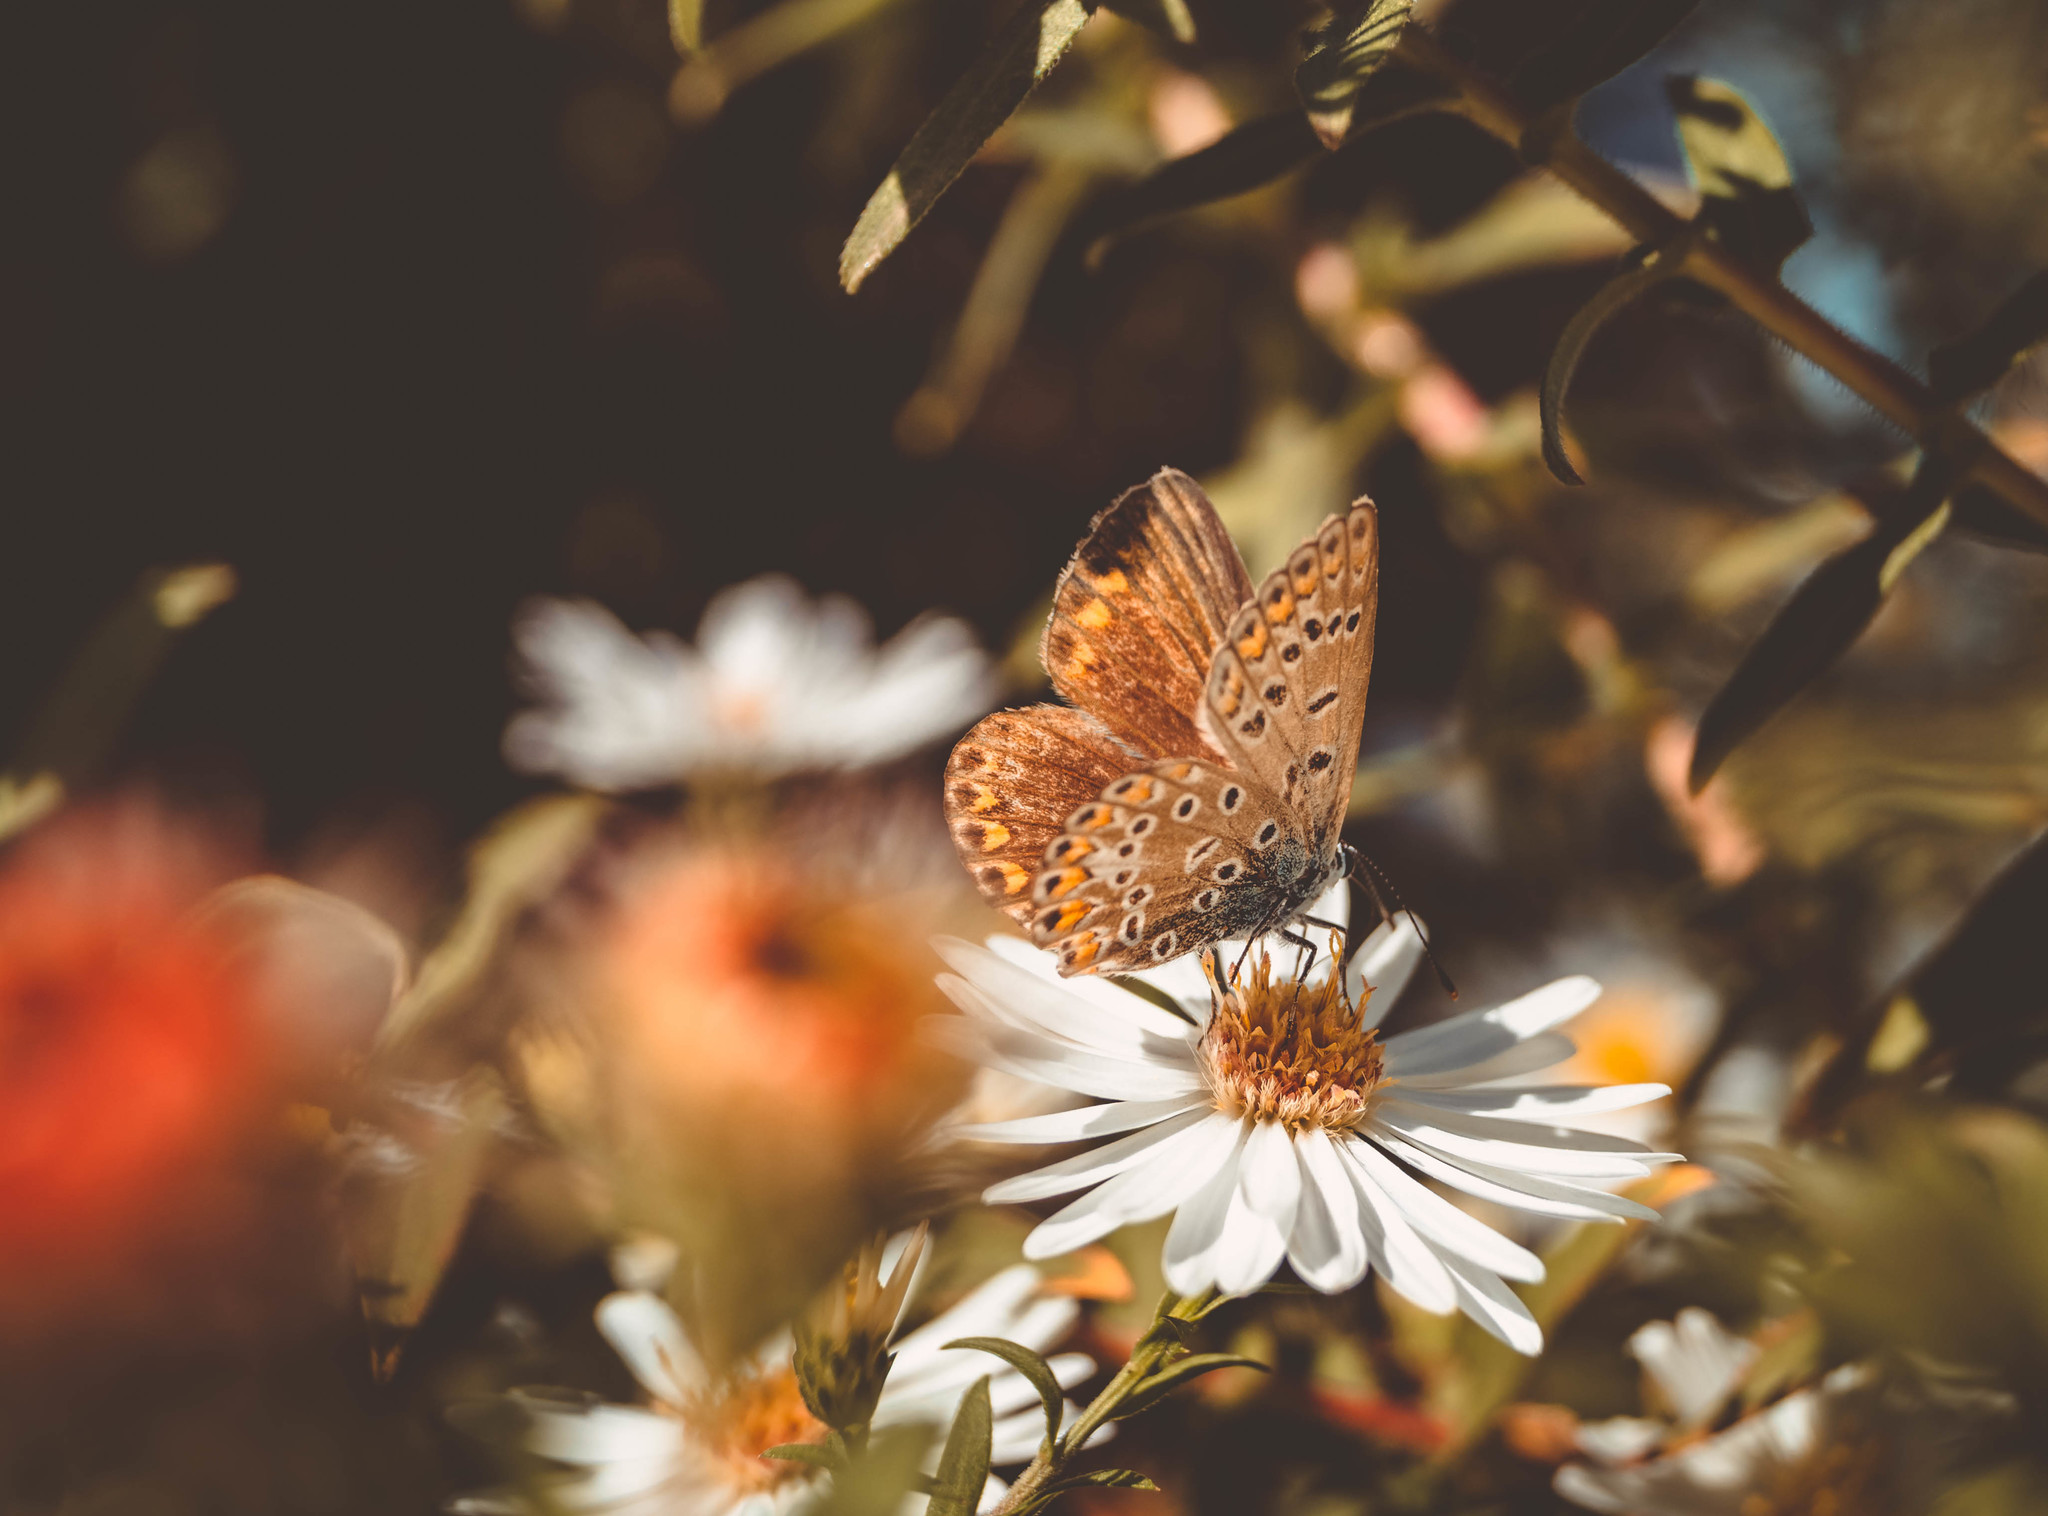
[1540, 243, 1679, 485]
[801, 1425, 936, 1516]
[669, 0, 908, 123]
[1929, 269, 2048, 404]
[764, 1443, 847, 1472]
[839, 0, 1092, 293]
[1098, 0, 1192, 43]
[1667, 75, 1811, 270]
[670, 0, 703, 53]
[925, 1377, 993, 1516]
[1110, 1353, 1267, 1420]
[1081, 111, 1319, 257]
[1689, 461, 1954, 792]
[1509, 0, 1700, 111]
[1296, 0, 1414, 150]
[946, 1336, 1065, 1447]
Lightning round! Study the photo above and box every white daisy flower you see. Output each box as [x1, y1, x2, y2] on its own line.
[1556, 1308, 1876, 1516]
[504, 576, 996, 788]
[926, 885, 1679, 1355]
[458, 1259, 1092, 1516]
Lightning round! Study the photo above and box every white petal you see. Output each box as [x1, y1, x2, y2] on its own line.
[1161, 1123, 1250, 1293]
[1210, 1181, 1289, 1296]
[1347, 914, 1424, 1018]
[1441, 1254, 1543, 1356]
[1389, 1032, 1579, 1089]
[1344, 1135, 1544, 1283]
[953, 1096, 1206, 1146]
[1337, 1140, 1457, 1313]
[1383, 977, 1602, 1077]
[1572, 1416, 1670, 1465]
[982, 936, 1199, 1040]
[1373, 1101, 1676, 1179]
[1023, 1111, 1243, 1256]
[1630, 1309, 1757, 1429]
[1239, 1119, 1304, 1233]
[1398, 1083, 1671, 1119]
[509, 1397, 685, 1467]
[1285, 1127, 1369, 1293]
[1552, 1462, 1638, 1513]
[594, 1291, 702, 1405]
[985, 1107, 1210, 1204]
[921, 1015, 1204, 1103]
[933, 939, 1189, 1057]
[1368, 1128, 1660, 1224]
[890, 1266, 1040, 1367]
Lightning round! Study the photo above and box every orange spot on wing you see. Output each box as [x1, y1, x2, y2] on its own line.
[1046, 867, 1089, 900]
[1265, 590, 1296, 625]
[1076, 598, 1114, 630]
[1049, 838, 1094, 865]
[1067, 936, 1102, 968]
[1235, 621, 1269, 660]
[970, 785, 1000, 813]
[1053, 902, 1092, 934]
[1168, 762, 1193, 780]
[1092, 569, 1129, 594]
[980, 823, 1011, 852]
[995, 861, 1030, 894]
[1062, 636, 1102, 682]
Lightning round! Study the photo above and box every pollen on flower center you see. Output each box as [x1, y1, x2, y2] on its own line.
[1196, 948, 1386, 1133]
[680, 1364, 827, 1493]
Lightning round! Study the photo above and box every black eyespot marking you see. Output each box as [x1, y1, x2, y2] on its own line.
[1117, 842, 1138, 858]
[1256, 821, 1278, 845]
[1304, 619, 1323, 641]
[1038, 908, 1065, 932]
[1125, 885, 1153, 907]
[1195, 890, 1218, 911]
[1113, 869, 1135, 886]
[1346, 611, 1361, 632]
[1267, 585, 1287, 606]
[1186, 837, 1220, 870]
[1119, 913, 1144, 943]
[1215, 861, 1241, 881]
[1308, 749, 1333, 773]
[1175, 796, 1198, 818]
[1239, 710, 1267, 737]
[1281, 644, 1303, 663]
[1307, 690, 1340, 714]
[1263, 684, 1287, 706]
[1151, 932, 1178, 960]
[1110, 778, 1133, 796]
[1221, 786, 1242, 811]
[1130, 816, 1155, 835]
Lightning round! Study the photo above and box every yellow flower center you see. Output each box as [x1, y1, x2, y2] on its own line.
[1197, 949, 1386, 1134]
[680, 1364, 828, 1494]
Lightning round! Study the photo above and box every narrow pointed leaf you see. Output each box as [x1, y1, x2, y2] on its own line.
[669, 0, 703, 52]
[1688, 460, 1955, 791]
[762, 1442, 846, 1471]
[1667, 75, 1810, 270]
[1014, 1469, 1162, 1511]
[1296, 0, 1415, 149]
[1511, 0, 1701, 111]
[1929, 269, 2048, 404]
[1540, 246, 1679, 485]
[1110, 1353, 1268, 1420]
[925, 1377, 994, 1516]
[839, 0, 1092, 293]
[946, 1336, 1065, 1446]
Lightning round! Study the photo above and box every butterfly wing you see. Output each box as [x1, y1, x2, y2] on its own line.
[1200, 501, 1380, 857]
[946, 705, 1137, 926]
[1042, 468, 1256, 762]
[1023, 758, 1317, 973]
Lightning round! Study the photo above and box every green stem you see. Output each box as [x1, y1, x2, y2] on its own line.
[1395, 26, 2048, 533]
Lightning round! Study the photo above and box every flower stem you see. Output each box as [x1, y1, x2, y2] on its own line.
[1395, 26, 2048, 532]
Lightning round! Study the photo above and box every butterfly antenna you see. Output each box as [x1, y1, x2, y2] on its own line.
[1346, 848, 1458, 1001]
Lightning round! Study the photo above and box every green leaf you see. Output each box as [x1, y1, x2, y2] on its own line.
[1296, 0, 1414, 150]
[1097, 0, 1192, 43]
[1012, 1468, 1161, 1512]
[1509, 0, 1700, 111]
[669, 0, 703, 52]
[1687, 458, 1955, 792]
[1539, 244, 1681, 485]
[945, 1336, 1065, 1447]
[1666, 75, 1810, 270]
[1110, 1353, 1267, 1420]
[924, 1377, 993, 1516]
[1928, 269, 2048, 404]
[763, 1443, 846, 1472]
[839, 0, 1092, 293]
[799, 1424, 936, 1516]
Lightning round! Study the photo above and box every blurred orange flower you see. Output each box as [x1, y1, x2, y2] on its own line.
[0, 805, 276, 1321]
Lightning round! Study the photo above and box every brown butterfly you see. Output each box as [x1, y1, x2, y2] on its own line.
[945, 468, 1379, 976]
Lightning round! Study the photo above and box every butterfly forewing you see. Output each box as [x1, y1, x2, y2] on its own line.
[946, 704, 1136, 927]
[1041, 469, 1255, 761]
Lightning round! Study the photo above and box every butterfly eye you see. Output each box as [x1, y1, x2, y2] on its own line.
[1174, 796, 1198, 819]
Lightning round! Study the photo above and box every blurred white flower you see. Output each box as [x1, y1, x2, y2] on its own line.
[458, 1259, 1092, 1516]
[504, 576, 996, 787]
[927, 885, 1678, 1354]
[1556, 1308, 1875, 1516]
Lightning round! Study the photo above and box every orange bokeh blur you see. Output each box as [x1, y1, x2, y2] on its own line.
[0, 805, 277, 1320]
[601, 842, 963, 1154]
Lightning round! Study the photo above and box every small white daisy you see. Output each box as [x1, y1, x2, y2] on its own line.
[458, 1259, 1092, 1516]
[1556, 1309, 1876, 1516]
[504, 576, 996, 788]
[926, 886, 1678, 1355]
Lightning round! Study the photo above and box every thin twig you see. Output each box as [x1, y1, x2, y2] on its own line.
[1395, 26, 2048, 532]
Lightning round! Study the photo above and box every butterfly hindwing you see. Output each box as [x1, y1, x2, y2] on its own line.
[1200, 501, 1379, 855]
[946, 705, 1136, 927]
[1042, 469, 1256, 761]
[1026, 758, 1316, 974]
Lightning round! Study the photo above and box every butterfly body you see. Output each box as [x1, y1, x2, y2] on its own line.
[947, 469, 1378, 976]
